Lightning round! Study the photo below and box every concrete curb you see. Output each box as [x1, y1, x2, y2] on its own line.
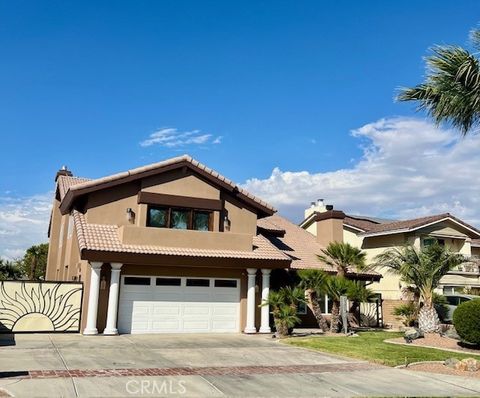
[395, 360, 445, 369]
[384, 338, 480, 356]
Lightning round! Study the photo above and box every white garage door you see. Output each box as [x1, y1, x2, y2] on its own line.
[118, 275, 240, 334]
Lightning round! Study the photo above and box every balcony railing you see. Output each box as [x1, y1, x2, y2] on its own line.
[449, 258, 480, 274]
[118, 225, 253, 252]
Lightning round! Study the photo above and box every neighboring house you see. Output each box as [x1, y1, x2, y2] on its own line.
[46, 155, 291, 335]
[300, 200, 480, 326]
[258, 214, 381, 326]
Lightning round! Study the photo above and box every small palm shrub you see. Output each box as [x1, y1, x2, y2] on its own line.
[393, 302, 418, 327]
[453, 299, 480, 345]
[262, 288, 301, 338]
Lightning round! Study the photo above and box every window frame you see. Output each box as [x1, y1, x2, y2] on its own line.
[146, 205, 213, 231]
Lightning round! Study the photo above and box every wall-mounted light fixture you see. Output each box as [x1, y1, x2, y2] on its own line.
[126, 208, 136, 224]
[224, 215, 231, 232]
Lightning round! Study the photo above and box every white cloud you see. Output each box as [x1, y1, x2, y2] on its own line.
[243, 117, 480, 224]
[212, 136, 223, 144]
[140, 128, 222, 148]
[0, 192, 52, 260]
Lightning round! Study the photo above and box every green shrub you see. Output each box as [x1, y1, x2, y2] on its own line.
[452, 299, 480, 345]
[393, 302, 417, 326]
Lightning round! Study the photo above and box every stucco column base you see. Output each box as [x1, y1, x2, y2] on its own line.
[259, 327, 272, 333]
[103, 328, 119, 336]
[82, 328, 99, 336]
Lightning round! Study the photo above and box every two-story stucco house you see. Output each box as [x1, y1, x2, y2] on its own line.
[46, 156, 378, 335]
[46, 155, 295, 335]
[300, 200, 480, 326]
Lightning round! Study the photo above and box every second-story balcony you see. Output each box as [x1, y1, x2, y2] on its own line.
[118, 225, 253, 252]
[449, 258, 480, 275]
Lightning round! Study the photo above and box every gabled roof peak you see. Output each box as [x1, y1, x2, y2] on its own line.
[57, 155, 275, 217]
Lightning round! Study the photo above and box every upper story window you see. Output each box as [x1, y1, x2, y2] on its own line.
[422, 237, 445, 247]
[147, 205, 212, 231]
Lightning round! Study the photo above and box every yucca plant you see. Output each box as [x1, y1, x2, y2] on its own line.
[374, 242, 465, 332]
[298, 269, 329, 331]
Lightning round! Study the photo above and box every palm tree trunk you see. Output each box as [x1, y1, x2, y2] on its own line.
[29, 257, 37, 280]
[330, 301, 341, 333]
[307, 290, 328, 332]
[274, 318, 289, 338]
[418, 305, 440, 333]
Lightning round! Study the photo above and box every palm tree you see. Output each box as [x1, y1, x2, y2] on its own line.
[278, 286, 306, 312]
[0, 259, 23, 280]
[398, 27, 480, 136]
[24, 244, 47, 280]
[322, 276, 352, 333]
[298, 269, 329, 331]
[347, 280, 376, 326]
[261, 288, 301, 338]
[374, 242, 465, 332]
[318, 242, 368, 278]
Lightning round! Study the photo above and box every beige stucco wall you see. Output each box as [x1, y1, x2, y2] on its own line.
[141, 171, 220, 200]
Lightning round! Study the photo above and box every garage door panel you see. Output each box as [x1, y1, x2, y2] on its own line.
[118, 275, 240, 334]
[183, 304, 210, 315]
[183, 319, 211, 331]
[152, 305, 181, 316]
[211, 304, 238, 316]
[151, 320, 181, 330]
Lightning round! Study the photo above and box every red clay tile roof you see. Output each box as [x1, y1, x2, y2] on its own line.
[257, 217, 286, 235]
[61, 155, 275, 216]
[73, 211, 289, 261]
[359, 213, 480, 237]
[343, 216, 379, 232]
[57, 175, 92, 200]
[259, 214, 380, 280]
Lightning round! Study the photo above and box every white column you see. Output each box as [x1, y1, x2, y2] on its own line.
[259, 269, 271, 333]
[83, 262, 102, 335]
[103, 263, 123, 335]
[244, 268, 257, 334]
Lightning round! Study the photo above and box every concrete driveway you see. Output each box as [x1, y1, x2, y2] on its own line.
[1, 333, 480, 397]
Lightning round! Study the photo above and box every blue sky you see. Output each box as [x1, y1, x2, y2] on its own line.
[2, 1, 480, 258]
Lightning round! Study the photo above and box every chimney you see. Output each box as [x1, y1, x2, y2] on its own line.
[55, 165, 73, 181]
[300, 207, 345, 247]
[304, 198, 328, 219]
